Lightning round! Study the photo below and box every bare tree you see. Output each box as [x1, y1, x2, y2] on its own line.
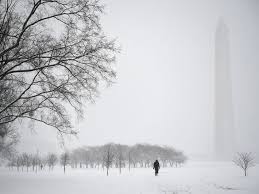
[60, 151, 69, 174]
[0, 0, 117, 138]
[0, 123, 18, 158]
[7, 156, 17, 170]
[128, 148, 131, 171]
[116, 144, 125, 174]
[16, 155, 22, 171]
[31, 151, 40, 173]
[46, 153, 57, 170]
[21, 152, 31, 172]
[102, 144, 114, 176]
[233, 152, 255, 176]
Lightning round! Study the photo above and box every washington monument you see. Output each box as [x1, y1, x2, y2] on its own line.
[214, 19, 235, 160]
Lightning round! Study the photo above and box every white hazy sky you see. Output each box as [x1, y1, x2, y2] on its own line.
[18, 0, 259, 158]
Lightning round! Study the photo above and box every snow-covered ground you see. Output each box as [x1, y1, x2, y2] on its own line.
[0, 161, 258, 194]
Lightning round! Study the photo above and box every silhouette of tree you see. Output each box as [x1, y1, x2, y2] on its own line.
[46, 153, 58, 170]
[0, 123, 18, 157]
[102, 143, 114, 176]
[60, 151, 70, 174]
[0, 0, 117, 137]
[233, 152, 255, 176]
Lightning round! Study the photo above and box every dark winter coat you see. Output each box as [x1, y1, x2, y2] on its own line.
[153, 160, 160, 170]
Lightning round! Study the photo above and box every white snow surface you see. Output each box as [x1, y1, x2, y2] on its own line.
[0, 161, 258, 194]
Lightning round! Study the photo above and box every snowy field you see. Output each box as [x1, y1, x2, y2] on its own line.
[0, 161, 259, 194]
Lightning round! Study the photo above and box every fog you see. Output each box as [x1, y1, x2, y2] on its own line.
[18, 0, 259, 159]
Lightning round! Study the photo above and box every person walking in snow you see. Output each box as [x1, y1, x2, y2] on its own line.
[153, 160, 160, 176]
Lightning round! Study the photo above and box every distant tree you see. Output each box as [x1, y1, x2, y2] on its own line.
[84, 149, 90, 168]
[128, 148, 132, 171]
[31, 152, 40, 172]
[7, 156, 16, 170]
[69, 143, 187, 173]
[0, 124, 18, 158]
[0, 0, 117, 140]
[40, 155, 48, 170]
[94, 147, 103, 169]
[60, 152, 70, 174]
[174, 151, 187, 167]
[115, 144, 125, 174]
[159, 146, 170, 167]
[102, 144, 114, 176]
[46, 153, 58, 170]
[88, 147, 96, 168]
[70, 151, 79, 168]
[129, 146, 139, 168]
[233, 152, 255, 176]
[16, 155, 22, 171]
[72, 148, 86, 168]
[21, 153, 31, 172]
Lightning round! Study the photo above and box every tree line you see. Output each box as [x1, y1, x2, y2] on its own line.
[6, 143, 187, 175]
[7, 152, 58, 172]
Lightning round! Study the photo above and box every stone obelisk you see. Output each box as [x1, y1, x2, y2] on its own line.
[214, 19, 235, 160]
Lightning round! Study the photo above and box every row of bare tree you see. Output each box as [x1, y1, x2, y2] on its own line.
[6, 143, 187, 175]
[69, 143, 187, 176]
[7, 152, 58, 172]
[5, 148, 256, 177]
